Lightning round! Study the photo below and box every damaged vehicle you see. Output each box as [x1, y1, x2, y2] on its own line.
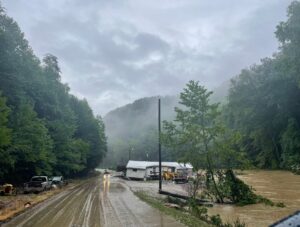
[50, 176, 67, 188]
[24, 176, 51, 193]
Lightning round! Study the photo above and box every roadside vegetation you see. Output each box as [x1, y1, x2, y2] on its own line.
[135, 191, 246, 227]
[135, 191, 211, 227]
[0, 4, 107, 184]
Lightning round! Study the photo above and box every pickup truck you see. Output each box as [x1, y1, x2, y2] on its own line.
[24, 176, 51, 193]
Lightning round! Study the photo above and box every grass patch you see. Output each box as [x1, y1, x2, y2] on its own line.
[134, 191, 211, 227]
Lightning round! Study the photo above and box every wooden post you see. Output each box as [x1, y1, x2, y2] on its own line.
[158, 98, 162, 192]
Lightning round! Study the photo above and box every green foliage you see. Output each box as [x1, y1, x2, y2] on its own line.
[0, 93, 11, 147]
[9, 102, 55, 181]
[188, 198, 209, 221]
[0, 6, 107, 182]
[280, 118, 300, 169]
[221, 170, 257, 205]
[0, 93, 12, 178]
[162, 81, 222, 170]
[210, 215, 222, 226]
[213, 131, 251, 170]
[135, 191, 210, 227]
[162, 81, 251, 203]
[225, 1, 300, 169]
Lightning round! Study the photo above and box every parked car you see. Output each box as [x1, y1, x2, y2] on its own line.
[24, 176, 51, 193]
[50, 176, 67, 188]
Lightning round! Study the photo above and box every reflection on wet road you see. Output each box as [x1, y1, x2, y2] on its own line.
[3, 176, 184, 227]
[101, 176, 184, 227]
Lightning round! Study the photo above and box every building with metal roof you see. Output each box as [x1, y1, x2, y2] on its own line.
[126, 160, 193, 180]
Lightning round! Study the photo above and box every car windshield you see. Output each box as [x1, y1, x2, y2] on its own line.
[52, 177, 61, 181]
[31, 177, 46, 182]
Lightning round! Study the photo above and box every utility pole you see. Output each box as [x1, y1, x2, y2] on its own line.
[158, 98, 162, 192]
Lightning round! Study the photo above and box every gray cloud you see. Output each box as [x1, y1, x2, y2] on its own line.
[2, 0, 293, 115]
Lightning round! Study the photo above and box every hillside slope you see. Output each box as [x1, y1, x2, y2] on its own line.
[102, 83, 229, 168]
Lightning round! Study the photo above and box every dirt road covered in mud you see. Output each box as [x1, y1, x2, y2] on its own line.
[2, 176, 184, 227]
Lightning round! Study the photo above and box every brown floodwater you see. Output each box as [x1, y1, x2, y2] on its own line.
[208, 170, 300, 227]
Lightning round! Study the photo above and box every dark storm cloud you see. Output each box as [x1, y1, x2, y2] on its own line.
[2, 0, 293, 115]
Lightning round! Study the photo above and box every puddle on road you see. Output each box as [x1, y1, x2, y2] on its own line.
[106, 182, 126, 193]
[102, 178, 184, 227]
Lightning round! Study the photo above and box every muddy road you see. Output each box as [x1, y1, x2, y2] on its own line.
[2, 176, 184, 227]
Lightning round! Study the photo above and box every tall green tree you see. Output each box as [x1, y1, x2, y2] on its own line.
[9, 102, 55, 182]
[71, 97, 107, 171]
[0, 93, 13, 178]
[162, 81, 224, 202]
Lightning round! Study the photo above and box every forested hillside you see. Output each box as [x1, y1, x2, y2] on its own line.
[103, 1, 300, 172]
[0, 6, 107, 182]
[103, 96, 178, 168]
[103, 83, 230, 168]
[225, 1, 300, 170]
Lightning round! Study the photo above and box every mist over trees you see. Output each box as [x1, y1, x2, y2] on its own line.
[103, 96, 178, 168]
[225, 1, 300, 170]
[0, 5, 107, 182]
[103, 1, 300, 172]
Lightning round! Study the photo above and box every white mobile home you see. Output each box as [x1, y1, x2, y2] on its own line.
[126, 160, 193, 180]
[125, 161, 149, 180]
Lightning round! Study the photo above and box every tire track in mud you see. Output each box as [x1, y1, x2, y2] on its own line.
[3, 176, 184, 227]
[2, 185, 82, 227]
[102, 180, 185, 227]
[100, 180, 145, 227]
[101, 194, 122, 227]
[2, 177, 103, 227]
[109, 196, 144, 227]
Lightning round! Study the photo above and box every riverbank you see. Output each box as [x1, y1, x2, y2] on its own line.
[208, 170, 300, 227]
[122, 170, 300, 227]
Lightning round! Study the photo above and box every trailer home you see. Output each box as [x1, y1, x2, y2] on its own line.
[126, 160, 193, 180]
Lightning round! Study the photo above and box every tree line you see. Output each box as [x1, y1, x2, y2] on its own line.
[225, 1, 300, 170]
[161, 1, 300, 204]
[0, 5, 107, 183]
[103, 1, 300, 173]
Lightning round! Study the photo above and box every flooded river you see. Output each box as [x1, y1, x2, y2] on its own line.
[208, 170, 300, 227]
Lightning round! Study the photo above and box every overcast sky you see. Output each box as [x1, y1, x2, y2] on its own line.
[2, 0, 292, 115]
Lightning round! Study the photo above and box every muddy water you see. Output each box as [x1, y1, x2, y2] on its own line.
[208, 170, 300, 227]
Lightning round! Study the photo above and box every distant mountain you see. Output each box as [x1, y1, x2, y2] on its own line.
[101, 83, 230, 168]
[104, 96, 178, 140]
